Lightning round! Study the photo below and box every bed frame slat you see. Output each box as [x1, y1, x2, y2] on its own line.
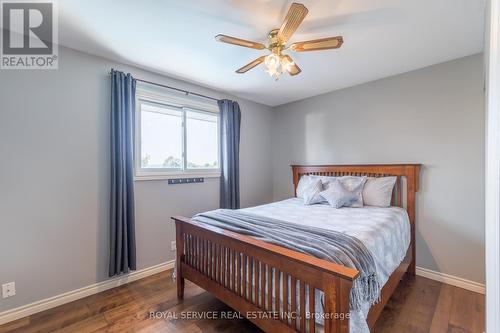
[283, 272, 289, 324]
[290, 276, 297, 329]
[263, 263, 267, 307]
[275, 269, 280, 314]
[300, 280, 306, 333]
[252, 258, 257, 304]
[267, 264, 273, 311]
[308, 284, 315, 333]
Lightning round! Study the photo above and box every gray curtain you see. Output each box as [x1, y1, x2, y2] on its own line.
[218, 99, 241, 209]
[109, 69, 137, 277]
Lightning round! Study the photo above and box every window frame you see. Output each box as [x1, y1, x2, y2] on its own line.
[134, 86, 221, 181]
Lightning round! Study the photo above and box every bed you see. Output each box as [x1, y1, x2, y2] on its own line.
[171, 164, 421, 333]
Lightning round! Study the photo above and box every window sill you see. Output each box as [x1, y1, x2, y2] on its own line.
[134, 172, 221, 182]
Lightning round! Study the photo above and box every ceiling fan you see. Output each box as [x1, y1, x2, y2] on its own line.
[215, 2, 343, 81]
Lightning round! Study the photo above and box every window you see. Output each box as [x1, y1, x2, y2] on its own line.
[135, 92, 220, 179]
[186, 110, 219, 169]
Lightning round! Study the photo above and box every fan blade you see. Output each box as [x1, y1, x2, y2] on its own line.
[236, 56, 266, 73]
[278, 3, 309, 44]
[282, 55, 301, 76]
[215, 34, 266, 50]
[290, 36, 344, 52]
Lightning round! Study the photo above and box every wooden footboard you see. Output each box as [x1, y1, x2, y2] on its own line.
[172, 164, 420, 333]
[173, 216, 358, 333]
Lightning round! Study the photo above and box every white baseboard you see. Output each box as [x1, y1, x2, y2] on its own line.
[0, 260, 175, 326]
[416, 266, 485, 294]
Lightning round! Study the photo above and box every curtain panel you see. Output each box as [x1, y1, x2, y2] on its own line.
[218, 99, 241, 209]
[109, 69, 137, 277]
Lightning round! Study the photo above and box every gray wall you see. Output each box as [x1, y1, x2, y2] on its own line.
[272, 54, 485, 283]
[0, 47, 273, 312]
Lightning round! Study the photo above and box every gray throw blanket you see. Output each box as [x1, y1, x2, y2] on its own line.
[192, 209, 381, 310]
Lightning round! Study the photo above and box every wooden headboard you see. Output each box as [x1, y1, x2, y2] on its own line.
[292, 164, 420, 208]
[291, 164, 421, 274]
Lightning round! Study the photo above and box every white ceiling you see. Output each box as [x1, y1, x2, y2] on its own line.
[59, 0, 486, 106]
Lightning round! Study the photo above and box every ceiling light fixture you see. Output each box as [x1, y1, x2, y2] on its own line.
[215, 2, 344, 81]
[263, 52, 296, 81]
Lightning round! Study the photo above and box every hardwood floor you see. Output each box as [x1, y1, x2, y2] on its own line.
[0, 270, 484, 333]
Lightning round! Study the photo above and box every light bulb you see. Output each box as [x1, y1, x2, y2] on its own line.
[264, 53, 283, 80]
[281, 56, 294, 73]
[265, 53, 279, 67]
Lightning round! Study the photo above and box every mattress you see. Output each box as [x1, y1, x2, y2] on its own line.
[239, 198, 411, 333]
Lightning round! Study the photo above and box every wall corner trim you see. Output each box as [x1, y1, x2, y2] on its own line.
[416, 266, 485, 294]
[0, 260, 175, 325]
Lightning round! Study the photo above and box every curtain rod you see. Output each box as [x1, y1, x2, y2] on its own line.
[110, 70, 220, 102]
[136, 78, 220, 102]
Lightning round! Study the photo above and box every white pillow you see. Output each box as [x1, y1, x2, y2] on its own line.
[338, 176, 367, 193]
[301, 178, 324, 205]
[296, 175, 315, 199]
[313, 175, 367, 207]
[319, 179, 365, 208]
[297, 176, 326, 203]
[362, 176, 397, 207]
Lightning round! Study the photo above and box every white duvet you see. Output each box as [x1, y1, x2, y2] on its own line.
[240, 198, 411, 333]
